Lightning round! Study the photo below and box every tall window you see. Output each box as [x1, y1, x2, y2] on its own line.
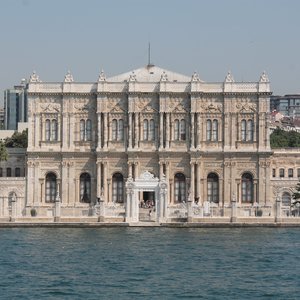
[207, 173, 219, 203]
[143, 119, 148, 140]
[80, 173, 91, 203]
[45, 119, 58, 141]
[80, 119, 92, 141]
[112, 119, 124, 141]
[282, 192, 291, 207]
[174, 119, 186, 141]
[6, 168, 11, 177]
[118, 119, 124, 141]
[241, 120, 246, 141]
[206, 120, 212, 141]
[0, 168, 2, 177]
[241, 119, 254, 141]
[288, 168, 294, 178]
[247, 120, 254, 141]
[241, 173, 253, 203]
[45, 119, 51, 141]
[174, 173, 186, 203]
[86, 119, 92, 141]
[112, 173, 124, 203]
[174, 119, 179, 140]
[212, 119, 218, 141]
[15, 168, 21, 177]
[45, 172, 57, 203]
[149, 119, 155, 141]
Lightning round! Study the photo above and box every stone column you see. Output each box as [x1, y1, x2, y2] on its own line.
[128, 112, 133, 149]
[231, 193, 237, 223]
[34, 114, 40, 148]
[191, 113, 195, 149]
[190, 162, 195, 202]
[160, 112, 164, 149]
[97, 162, 101, 198]
[10, 195, 16, 222]
[159, 162, 164, 179]
[166, 113, 170, 149]
[159, 178, 168, 223]
[99, 194, 105, 222]
[196, 162, 201, 203]
[134, 113, 139, 149]
[62, 113, 68, 149]
[54, 183, 61, 222]
[103, 162, 108, 203]
[97, 113, 102, 149]
[275, 195, 281, 223]
[197, 113, 201, 149]
[103, 113, 108, 149]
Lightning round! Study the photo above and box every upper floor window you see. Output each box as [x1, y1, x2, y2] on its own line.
[288, 168, 294, 178]
[241, 119, 254, 142]
[272, 168, 276, 178]
[6, 168, 11, 177]
[45, 119, 58, 141]
[279, 168, 285, 178]
[112, 119, 124, 141]
[143, 119, 155, 141]
[0, 168, 2, 177]
[80, 119, 92, 141]
[15, 167, 21, 177]
[207, 119, 219, 142]
[174, 119, 186, 141]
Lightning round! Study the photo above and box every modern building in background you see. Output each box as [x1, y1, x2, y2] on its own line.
[4, 80, 28, 130]
[271, 94, 300, 117]
[0, 108, 4, 129]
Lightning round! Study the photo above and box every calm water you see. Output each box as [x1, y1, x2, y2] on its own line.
[0, 228, 299, 300]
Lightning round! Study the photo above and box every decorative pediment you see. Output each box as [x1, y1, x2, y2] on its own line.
[74, 103, 95, 112]
[173, 103, 187, 113]
[140, 171, 155, 180]
[236, 102, 256, 112]
[110, 104, 125, 113]
[142, 105, 157, 113]
[40, 103, 60, 113]
[201, 103, 222, 113]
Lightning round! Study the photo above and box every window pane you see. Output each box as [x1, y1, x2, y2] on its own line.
[86, 119, 92, 141]
[80, 119, 85, 141]
[118, 119, 124, 141]
[180, 119, 186, 140]
[149, 119, 155, 141]
[206, 120, 212, 141]
[143, 119, 148, 141]
[112, 119, 117, 141]
[51, 119, 57, 141]
[241, 120, 246, 141]
[45, 119, 50, 141]
[212, 120, 218, 141]
[15, 168, 21, 177]
[247, 120, 253, 141]
[174, 120, 179, 140]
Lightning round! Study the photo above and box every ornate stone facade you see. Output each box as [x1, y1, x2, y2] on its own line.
[21, 65, 283, 223]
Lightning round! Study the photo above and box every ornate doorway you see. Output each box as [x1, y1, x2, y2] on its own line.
[125, 171, 168, 223]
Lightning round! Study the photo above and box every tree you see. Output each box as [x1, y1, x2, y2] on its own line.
[0, 140, 8, 162]
[292, 181, 300, 216]
[270, 128, 300, 148]
[5, 129, 28, 148]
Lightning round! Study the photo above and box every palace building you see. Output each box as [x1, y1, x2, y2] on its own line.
[20, 64, 285, 223]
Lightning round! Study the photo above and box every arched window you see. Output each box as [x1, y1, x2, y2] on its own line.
[80, 173, 91, 203]
[206, 120, 212, 141]
[51, 119, 58, 141]
[45, 172, 57, 203]
[241, 173, 253, 203]
[112, 173, 124, 203]
[80, 119, 85, 141]
[207, 173, 219, 203]
[212, 119, 218, 141]
[45, 119, 50, 141]
[15, 168, 21, 177]
[241, 119, 246, 141]
[180, 119, 186, 140]
[143, 119, 148, 141]
[86, 119, 92, 141]
[149, 119, 155, 141]
[174, 173, 186, 203]
[282, 192, 291, 207]
[247, 119, 253, 141]
[174, 119, 179, 140]
[118, 119, 124, 141]
[111, 119, 117, 141]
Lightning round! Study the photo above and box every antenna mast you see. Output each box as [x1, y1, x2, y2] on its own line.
[148, 42, 151, 65]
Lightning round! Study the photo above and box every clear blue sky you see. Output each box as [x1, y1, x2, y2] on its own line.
[1, 0, 300, 104]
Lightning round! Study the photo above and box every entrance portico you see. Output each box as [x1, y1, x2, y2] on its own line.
[125, 171, 168, 223]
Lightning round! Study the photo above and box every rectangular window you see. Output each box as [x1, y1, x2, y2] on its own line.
[288, 168, 294, 178]
[272, 169, 276, 178]
[298, 168, 300, 178]
[15, 168, 21, 177]
[6, 168, 11, 177]
[279, 168, 285, 178]
[0, 168, 2, 177]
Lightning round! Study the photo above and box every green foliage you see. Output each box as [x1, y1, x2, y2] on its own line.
[292, 181, 300, 201]
[0, 140, 8, 161]
[4, 129, 28, 148]
[270, 128, 300, 148]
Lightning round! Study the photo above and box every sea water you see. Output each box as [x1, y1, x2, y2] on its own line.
[0, 228, 299, 299]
